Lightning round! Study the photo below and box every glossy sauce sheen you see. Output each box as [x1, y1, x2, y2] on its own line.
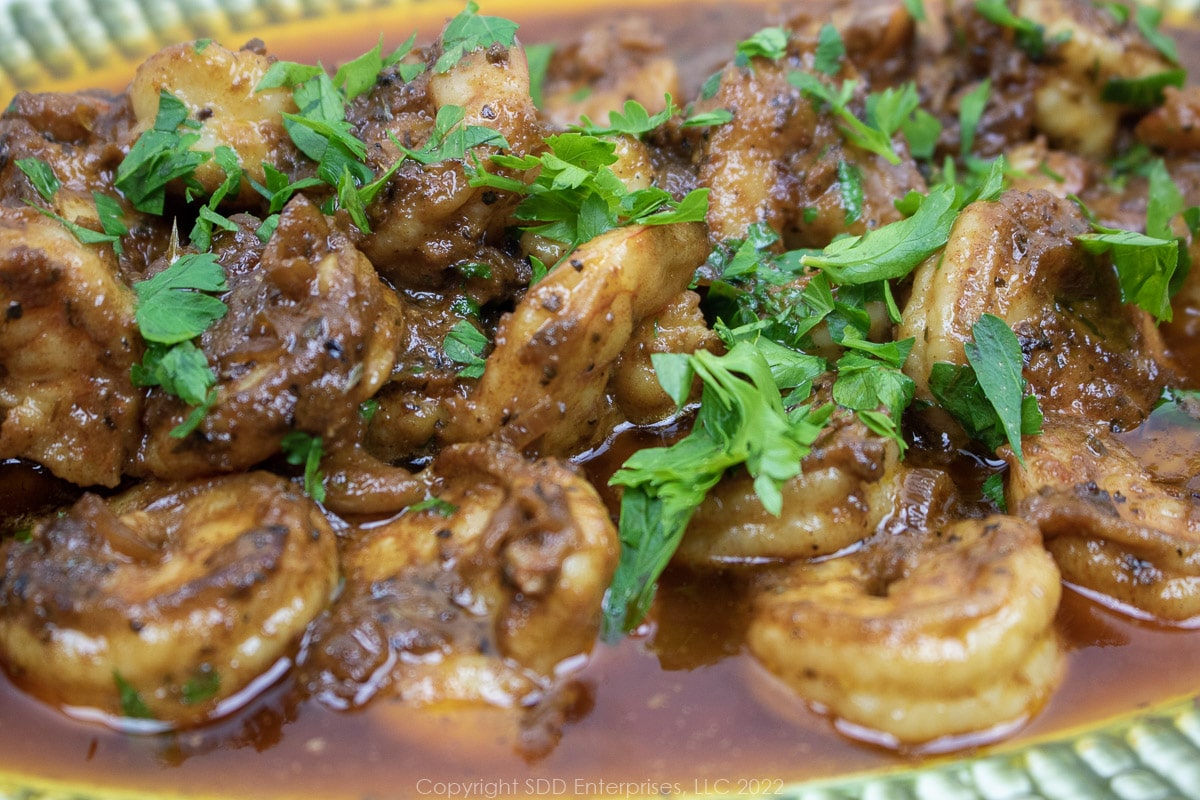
[3, 3, 1200, 798]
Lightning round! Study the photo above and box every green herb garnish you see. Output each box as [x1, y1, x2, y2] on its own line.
[280, 431, 326, 503]
[445, 319, 489, 379]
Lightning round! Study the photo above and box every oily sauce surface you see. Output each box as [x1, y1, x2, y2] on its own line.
[2, 3, 1200, 799]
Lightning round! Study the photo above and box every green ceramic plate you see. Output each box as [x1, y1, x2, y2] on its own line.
[3, 1, 1200, 799]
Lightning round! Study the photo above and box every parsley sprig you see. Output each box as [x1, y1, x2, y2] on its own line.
[603, 340, 829, 638]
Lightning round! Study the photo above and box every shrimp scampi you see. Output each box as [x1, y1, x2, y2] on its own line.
[2, 0, 1200, 782]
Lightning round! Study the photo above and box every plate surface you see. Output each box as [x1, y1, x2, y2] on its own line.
[2, 1, 1200, 799]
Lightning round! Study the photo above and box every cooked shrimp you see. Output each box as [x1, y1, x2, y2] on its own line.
[128, 40, 299, 202]
[0, 206, 142, 487]
[442, 222, 709, 456]
[678, 407, 902, 565]
[139, 197, 402, 480]
[1136, 86, 1200, 153]
[1007, 416, 1200, 624]
[898, 190, 1169, 430]
[353, 35, 539, 293]
[1018, 0, 1178, 157]
[539, 16, 681, 129]
[609, 290, 719, 425]
[693, 53, 926, 249]
[747, 516, 1064, 747]
[300, 441, 617, 710]
[0, 472, 338, 728]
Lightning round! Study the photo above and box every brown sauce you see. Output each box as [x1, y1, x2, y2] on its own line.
[3, 3, 1200, 798]
[2, 564, 1200, 798]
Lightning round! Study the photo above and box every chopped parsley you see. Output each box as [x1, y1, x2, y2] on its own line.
[930, 314, 1043, 464]
[181, 665, 221, 705]
[1074, 159, 1186, 321]
[790, 71, 902, 164]
[974, 0, 1070, 60]
[603, 340, 830, 638]
[469, 131, 708, 259]
[573, 96, 678, 138]
[435, 1, 520, 74]
[115, 90, 209, 215]
[445, 319, 489, 379]
[15, 157, 59, 201]
[813, 24, 845, 75]
[281, 431, 326, 502]
[129, 253, 229, 436]
[114, 671, 154, 720]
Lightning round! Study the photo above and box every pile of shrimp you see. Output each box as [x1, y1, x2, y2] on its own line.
[0, 0, 1198, 758]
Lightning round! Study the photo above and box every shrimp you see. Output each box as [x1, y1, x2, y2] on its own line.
[0, 472, 338, 729]
[609, 290, 719, 426]
[747, 515, 1064, 747]
[898, 189, 1169, 430]
[677, 407, 903, 566]
[128, 40, 299, 203]
[300, 441, 617, 711]
[1007, 416, 1200, 624]
[1135, 86, 1200, 154]
[139, 197, 402, 480]
[693, 48, 926, 249]
[538, 16, 681, 129]
[352, 33, 539, 294]
[0, 206, 142, 487]
[441, 222, 709, 456]
[1018, 0, 1179, 157]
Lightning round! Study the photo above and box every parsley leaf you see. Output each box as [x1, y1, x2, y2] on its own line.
[281, 431, 326, 503]
[959, 79, 990, 157]
[181, 665, 221, 705]
[132, 341, 215, 408]
[334, 38, 385, 101]
[961, 313, 1042, 463]
[469, 131, 707, 254]
[683, 108, 734, 127]
[1101, 69, 1186, 107]
[525, 42, 555, 109]
[903, 0, 926, 21]
[435, 1, 520, 74]
[29, 202, 124, 254]
[130, 253, 228, 434]
[801, 182, 959, 283]
[1076, 229, 1179, 321]
[393, 104, 509, 165]
[735, 26, 788, 65]
[836, 159, 864, 225]
[1074, 165, 1184, 323]
[1134, 4, 1180, 65]
[15, 157, 59, 201]
[814, 24, 845, 75]
[133, 253, 229, 345]
[114, 672, 155, 720]
[573, 96, 678, 138]
[981, 471, 1007, 510]
[445, 319, 489, 378]
[974, 0, 1069, 60]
